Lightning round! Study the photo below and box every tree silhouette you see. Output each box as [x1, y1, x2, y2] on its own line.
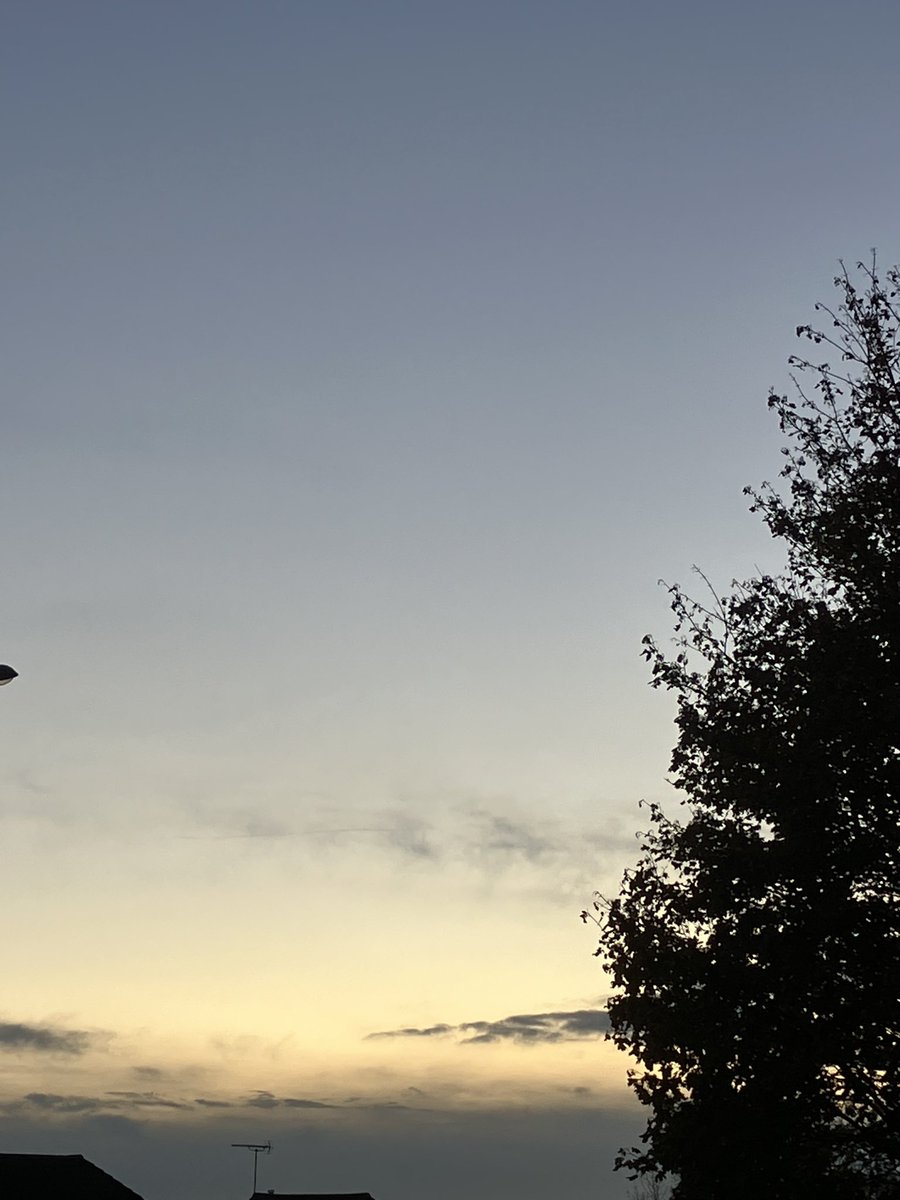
[628, 1176, 672, 1200]
[590, 258, 900, 1199]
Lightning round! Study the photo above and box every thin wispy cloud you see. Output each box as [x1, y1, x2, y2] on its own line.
[181, 800, 632, 885]
[244, 1090, 336, 1111]
[466, 812, 558, 865]
[3, 1086, 416, 1121]
[8, 1090, 191, 1115]
[180, 803, 436, 856]
[105, 1091, 191, 1110]
[21, 1093, 105, 1114]
[367, 1008, 609, 1045]
[132, 1066, 164, 1080]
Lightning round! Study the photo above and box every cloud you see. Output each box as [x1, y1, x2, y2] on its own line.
[367, 1008, 609, 1045]
[106, 1091, 191, 1110]
[22, 1092, 105, 1114]
[346, 1100, 413, 1114]
[377, 813, 436, 860]
[465, 812, 558, 865]
[319, 806, 562, 869]
[193, 807, 439, 860]
[369, 1023, 454, 1040]
[230, 815, 296, 839]
[283, 1097, 336, 1109]
[9, 1090, 190, 1116]
[0, 1022, 93, 1055]
[244, 1090, 335, 1111]
[180, 798, 634, 887]
[209, 1034, 283, 1061]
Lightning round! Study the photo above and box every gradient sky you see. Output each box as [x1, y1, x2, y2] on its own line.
[2, 3, 899, 1198]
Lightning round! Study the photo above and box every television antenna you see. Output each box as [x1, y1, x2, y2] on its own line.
[231, 1141, 272, 1194]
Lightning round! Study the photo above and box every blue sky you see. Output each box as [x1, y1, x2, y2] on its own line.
[2, 3, 899, 1199]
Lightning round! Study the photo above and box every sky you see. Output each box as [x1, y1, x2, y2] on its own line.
[1, 2, 899, 1198]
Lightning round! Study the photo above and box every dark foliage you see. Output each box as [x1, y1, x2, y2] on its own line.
[589, 259, 900, 1199]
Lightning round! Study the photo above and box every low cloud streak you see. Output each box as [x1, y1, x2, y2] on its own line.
[11, 1090, 191, 1115]
[0, 1022, 94, 1055]
[367, 1008, 609, 1045]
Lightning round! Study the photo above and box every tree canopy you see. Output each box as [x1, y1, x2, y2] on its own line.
[589, 259, 900, 1199]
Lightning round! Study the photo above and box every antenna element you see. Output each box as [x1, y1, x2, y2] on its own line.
[231, 1141, 272, 1193]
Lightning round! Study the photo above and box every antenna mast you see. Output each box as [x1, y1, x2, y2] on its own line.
[231, 1141, 272, 1194]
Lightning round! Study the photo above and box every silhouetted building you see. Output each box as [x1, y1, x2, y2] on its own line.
[0, 1153, 145, 1199]
[250, 1193, 376, 1200]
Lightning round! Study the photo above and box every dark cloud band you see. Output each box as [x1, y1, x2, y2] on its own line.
[0, 1023, 92, 1055]
[367, 1008, 609, 1045]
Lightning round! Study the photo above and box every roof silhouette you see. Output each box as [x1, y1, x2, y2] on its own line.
[0, 1153, 145, 1198]
[250, 1194, 376, 1200]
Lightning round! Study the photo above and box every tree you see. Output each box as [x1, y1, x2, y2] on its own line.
[628, 1176, 672, 1200]
[588, 259, 900, 1200]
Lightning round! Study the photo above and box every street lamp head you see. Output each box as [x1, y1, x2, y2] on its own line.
[0, 665, 18, 685]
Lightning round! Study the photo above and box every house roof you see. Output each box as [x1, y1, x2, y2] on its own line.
[0, 1153, 145, 1199]
[250, 1194, 376, 1200]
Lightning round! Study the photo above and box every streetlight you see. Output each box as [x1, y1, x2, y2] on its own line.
[0, 666, 16, 686]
